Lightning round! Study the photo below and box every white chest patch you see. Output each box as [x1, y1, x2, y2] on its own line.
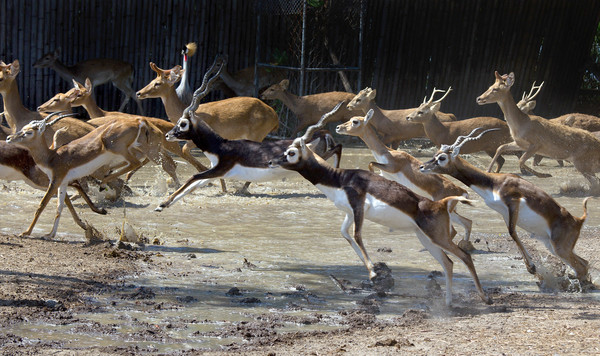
[315, 185, 417, 230]
[470, 185, 550, 239]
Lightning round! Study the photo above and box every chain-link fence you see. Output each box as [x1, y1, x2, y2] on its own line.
[256, 0, 364, 137]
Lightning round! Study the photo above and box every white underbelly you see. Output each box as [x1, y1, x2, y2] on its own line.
[471, 185, 550, 238]
[64, 152, 126, 182]
[316, 184, 417, 230]
[224, 164, 295, 182]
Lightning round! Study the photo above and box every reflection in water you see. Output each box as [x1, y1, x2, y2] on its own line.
[2, 147, 599, 351]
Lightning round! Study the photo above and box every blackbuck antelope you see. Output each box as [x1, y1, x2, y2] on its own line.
[346, 87, 456, 148]
[420, 128, 591, 283]
[155, 89, 343, 211]
[406, 87, 513, 172]
[6, 112, 168, 238]
[33, 48, 144, 115]
[335, 109, 474, 251]
[478, 72, 600, 188]
[175, 42, 197, 107]
[260, 79, 360, 137]
[269, 137, 491, 306]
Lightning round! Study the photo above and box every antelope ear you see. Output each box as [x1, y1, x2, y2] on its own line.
[367, 88, 377, 99]
[525, 100, 536, 112]
[299, 137, 308, 156]
[365, 109, 374, 124]
[166, 67, 182, 85]
[280, 79, 289, 90]
[494, 71, 502, 80]
[9, 59, 20, 77]
[85, 78, 93, 92]
[506, 72, 515, 87]
[430, 101, 442, 113]
[451, 146, 461, 158]
[72, 79, 82, 90]
[38, 120, 47, 134]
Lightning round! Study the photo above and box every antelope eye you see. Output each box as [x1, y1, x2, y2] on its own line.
[352, 119, 359, 125]
[438, 156, 446, 161]
[417, 111, 423, 115]
[288, 151, 295, 157]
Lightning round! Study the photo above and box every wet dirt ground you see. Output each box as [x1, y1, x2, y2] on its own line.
[0, 144, 599, 355]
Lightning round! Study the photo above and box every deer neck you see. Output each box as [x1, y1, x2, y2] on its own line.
[277, 90, 303, 114]
[21, 136, 55, 171]
[80, 96, 107, 118]
[161, 87, 186, 122]
[420, 114, 448, 146]
[496, 92, 531, 128]
[219, 67, 244, 94]
[448, 157, 495, 190]
[1, 80, 35, 132]
[49, 59, 77, 82]
[359, 125, 393, 161]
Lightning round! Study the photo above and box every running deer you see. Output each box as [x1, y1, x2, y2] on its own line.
[346, 87, 456, 148]
[176, 42, 197, 107]
[268, 136, 491, 306]
[477, 71, 600, 188]
[155, 65, 343, 211]
[406, 87, 514, 172]
[260, 79, 360, 137]
[336, 109, 475, 251]
[33, 48, 144, 115]
[420, 128, 591, 284]
[38, 78, 211, 185]
[6, 112, 170, 238]
[0, 141, 107, 228]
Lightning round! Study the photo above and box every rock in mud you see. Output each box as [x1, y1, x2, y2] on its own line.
[239, 297, 261, 304]
[371, 262, 394, 292]
[226, 287, 242, 296]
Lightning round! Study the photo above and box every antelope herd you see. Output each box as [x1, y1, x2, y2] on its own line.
[0, 46, 598, 306]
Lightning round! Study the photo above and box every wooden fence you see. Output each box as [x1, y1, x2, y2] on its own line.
[0, 0, 599, 131]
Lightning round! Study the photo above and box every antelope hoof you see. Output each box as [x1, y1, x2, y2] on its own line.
[98, 208, 108, 215]
[484, 295, 493, 305]
[458, 240, 475, 253]
[154, 205, 165, 212]
[18, 231, 31, 238]
[527, 263, 537, 275]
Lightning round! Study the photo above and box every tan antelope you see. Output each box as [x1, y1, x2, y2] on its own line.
[406, 87, 514, 172]
[0, 60, 94, 147]
[155, 64, 343, 211]
[6, 112, 169, 238]
[335, 109, 475, 250]
[0, 141, 107, 225]
[33, 48, 144, 115]
[477, 72, 600, 189]
[260, 79, 360, 137]
[269, 136, 491, 306]
[175, 42, 197, 107]
[38, 78, 211, 184]
[346, 87, 456, 148]
[420, 128, 591, 284]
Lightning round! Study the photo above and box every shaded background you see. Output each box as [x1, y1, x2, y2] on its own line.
[1, 0, 599, 135]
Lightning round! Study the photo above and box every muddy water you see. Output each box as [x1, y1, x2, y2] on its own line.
[2, 146, 599, 351]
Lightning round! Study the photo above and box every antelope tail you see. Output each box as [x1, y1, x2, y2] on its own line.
[579, 197, 591, 224]
[440, 196, 476, 215]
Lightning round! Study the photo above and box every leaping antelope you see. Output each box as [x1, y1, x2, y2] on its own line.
[420, 128, 591, 283]
[336, 109, 474, 251]
[268, 137, 491, 306]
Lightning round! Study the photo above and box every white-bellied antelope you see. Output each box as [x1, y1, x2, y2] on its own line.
[420, 128, 591, 283]
[6, 112, 168, 238]
[336, 109, 474, 251]
[268, 137, 491, 306]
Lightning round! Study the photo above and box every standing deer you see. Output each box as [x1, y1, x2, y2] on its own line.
[420, 128, 591, 284]
[406, 87, 514, 172]
[269, 136, 491, 306]
[175, 42, 197, 107]
[33, 48, 144, 115]
[346, 87, 456, 148]
[477, 71, 600, 189]
[260, 79, 361, 137]
[335, 109, 474, 251]
[215, 54, 285, 97]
